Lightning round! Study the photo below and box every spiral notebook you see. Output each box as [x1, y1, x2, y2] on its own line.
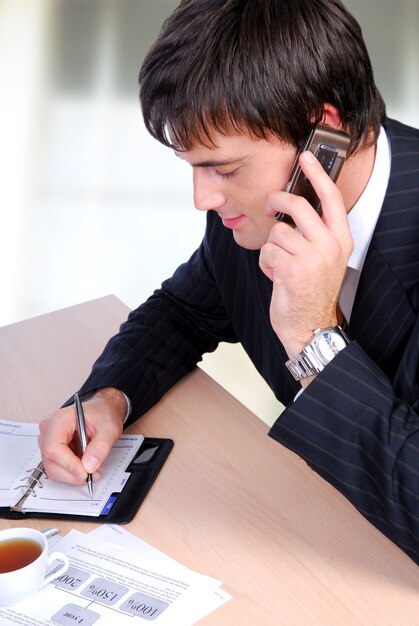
[0, 419, 173, 523]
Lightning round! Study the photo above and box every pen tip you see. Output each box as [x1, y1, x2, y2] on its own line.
[87, 476, 93, 498]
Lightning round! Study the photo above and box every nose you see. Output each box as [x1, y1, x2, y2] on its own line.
[193, 168, 227, 213]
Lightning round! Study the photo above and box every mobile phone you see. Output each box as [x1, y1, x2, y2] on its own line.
[275, 124, 350, 226]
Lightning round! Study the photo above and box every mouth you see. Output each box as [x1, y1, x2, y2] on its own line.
[219, 214, 246, 229]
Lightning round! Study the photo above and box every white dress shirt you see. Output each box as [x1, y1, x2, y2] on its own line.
[339, 126, 391, 322]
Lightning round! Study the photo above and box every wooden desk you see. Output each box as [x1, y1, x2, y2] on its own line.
[1, 296, 419, 625]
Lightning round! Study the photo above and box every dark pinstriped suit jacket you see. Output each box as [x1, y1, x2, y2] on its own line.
[79, 118, 419, 563]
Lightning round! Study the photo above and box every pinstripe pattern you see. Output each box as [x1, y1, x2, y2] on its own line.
[270, 119, 419, 563]
[79, 118, 419, 562]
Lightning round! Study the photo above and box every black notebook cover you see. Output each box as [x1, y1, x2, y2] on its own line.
[0, 437, 173, 524]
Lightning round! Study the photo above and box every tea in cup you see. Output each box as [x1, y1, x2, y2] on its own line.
[0, 527, 69, 606]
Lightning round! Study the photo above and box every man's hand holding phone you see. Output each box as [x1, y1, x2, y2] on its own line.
[276, 125, 350, 226]
[259, 149, 353, 378]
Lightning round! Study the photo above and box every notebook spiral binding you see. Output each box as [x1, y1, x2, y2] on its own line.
[11, 461, 46, 512]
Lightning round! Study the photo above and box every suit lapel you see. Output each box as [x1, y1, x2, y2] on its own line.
[348, 119, 419, 375]
[349, 245, 415, 373]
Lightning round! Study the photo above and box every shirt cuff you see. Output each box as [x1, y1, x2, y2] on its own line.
[293, 387, 305, 402]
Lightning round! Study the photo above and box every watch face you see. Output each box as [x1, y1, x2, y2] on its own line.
[317, 330, 347, 362]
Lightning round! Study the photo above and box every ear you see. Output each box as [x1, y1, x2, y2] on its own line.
[320, 104, 343, 129]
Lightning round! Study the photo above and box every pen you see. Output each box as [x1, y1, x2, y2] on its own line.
[74, 393, 93, 498]
[41, 528, 60, 539]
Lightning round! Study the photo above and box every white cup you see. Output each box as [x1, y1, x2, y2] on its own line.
[0, 527, 69, 606]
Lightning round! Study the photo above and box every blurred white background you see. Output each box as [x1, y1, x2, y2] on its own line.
[1, 0, 418, 424]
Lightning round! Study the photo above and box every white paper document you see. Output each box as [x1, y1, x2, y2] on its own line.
[0, 420, 40, 507]
[0, 525, 232, 625]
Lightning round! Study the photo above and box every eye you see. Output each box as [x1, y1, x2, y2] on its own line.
[213, 168, 238, 180]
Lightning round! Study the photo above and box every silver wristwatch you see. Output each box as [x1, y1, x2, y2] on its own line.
[285, 326, 350, 381]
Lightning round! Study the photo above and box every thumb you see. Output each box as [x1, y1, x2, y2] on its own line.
[81, 443, 105, 475]
[81, 420, 123, 474]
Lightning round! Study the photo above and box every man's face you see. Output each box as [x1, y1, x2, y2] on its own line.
[177, 130, 297, 250]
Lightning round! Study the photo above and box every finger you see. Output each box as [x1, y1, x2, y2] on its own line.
[43, 458, 86, 485]
[40, 415, 87, 482]
[43, 456, 103, 484]
[264, 190, 291, 218]
[259, 240, 291, 283]
[298, 151, 351, 237]
[287, 151, 353, 262]
[80, 413, 123, 475]
[266, 220, 312, 258]
[261, 201, 321, 281]
[265, 177, 331, 230]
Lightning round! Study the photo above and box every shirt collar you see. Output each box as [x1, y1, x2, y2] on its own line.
[346, 126, 391, 271]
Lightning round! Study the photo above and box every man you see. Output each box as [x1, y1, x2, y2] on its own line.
[39, 0, 419, 564]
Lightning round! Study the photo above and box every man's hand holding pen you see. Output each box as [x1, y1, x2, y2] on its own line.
[38, 387, 127, 487]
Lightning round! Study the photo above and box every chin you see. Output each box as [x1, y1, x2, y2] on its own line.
[232, 230, 267, 251]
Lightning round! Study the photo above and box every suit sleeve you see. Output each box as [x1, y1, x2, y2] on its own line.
[77, 231, 237, 421]
[269, 337, 419, 564]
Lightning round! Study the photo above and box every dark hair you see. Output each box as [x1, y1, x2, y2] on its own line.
[139, 0, 386, 154]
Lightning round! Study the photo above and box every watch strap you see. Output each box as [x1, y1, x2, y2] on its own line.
[285, 326, 349, 381]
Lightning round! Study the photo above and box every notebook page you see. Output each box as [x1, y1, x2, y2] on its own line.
[19, 434, 144, 516]
[0, 420, 40, 506]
